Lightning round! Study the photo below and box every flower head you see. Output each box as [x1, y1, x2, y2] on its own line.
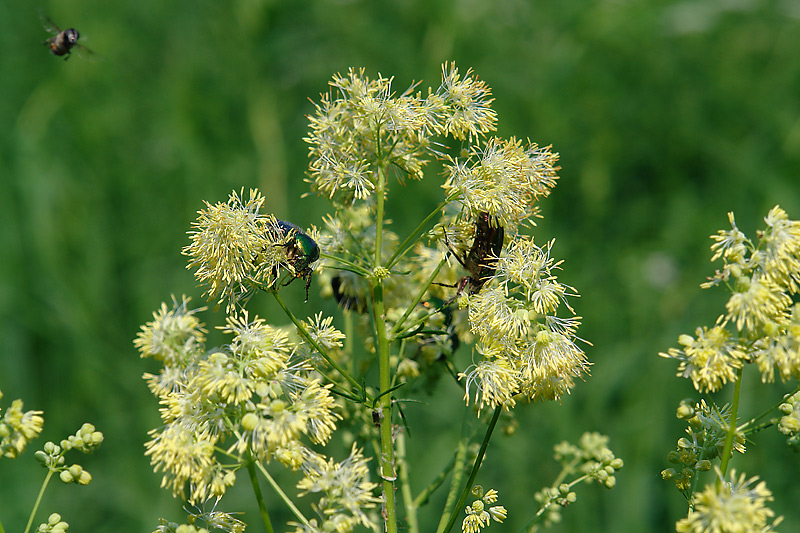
[676, 468, 781, 533]
[183, 190, 271, 310]
[135, 295, 206, 367]
[459, 236, 589, 409]
[432, 63, 497, 141]
[296, 445, 380, 531]
[1, 396, 44, 458]
[660, 320, 745, 393]
[462, 486, 507, 533]
[443, 137, 559, 229]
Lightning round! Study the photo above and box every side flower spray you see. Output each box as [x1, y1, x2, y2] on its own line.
[660, 206, 800, 532]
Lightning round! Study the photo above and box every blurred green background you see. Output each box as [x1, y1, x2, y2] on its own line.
[2, 0, 800, 531]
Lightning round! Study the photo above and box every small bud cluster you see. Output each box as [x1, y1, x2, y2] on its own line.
[36, 512, 69, 533]
[34, 423, 103, 486]
[778, 390, 800, 446]
[530, 433, 622, 530]
[661, 400, 744, 495]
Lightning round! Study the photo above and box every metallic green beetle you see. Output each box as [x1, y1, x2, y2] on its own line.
[273, 220, 319, 302]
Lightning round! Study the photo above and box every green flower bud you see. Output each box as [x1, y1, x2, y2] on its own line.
[242, 412, 259, 431]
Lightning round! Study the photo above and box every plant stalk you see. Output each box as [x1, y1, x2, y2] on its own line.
[247, 459, 275, 533]
[438, 406, 502, 533]
[719, 366, 744, 476]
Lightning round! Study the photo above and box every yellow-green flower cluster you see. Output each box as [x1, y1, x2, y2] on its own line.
[443, 137, 559, 228]
[0, 391, 44, 459]
[676, 468, 782, 533]
[663, 206, 800, 391]
[660, 320, 745, 394]
[459, 237, 589, 411]
[461, 486, 507, 533]
[305, 63, 497, 206]
[135, 295, 207, 368]
[662, 400, 745, 494]
[182, 190, 315, 312]
[138, 299, 343, 505]
[291, 445, 380, 532]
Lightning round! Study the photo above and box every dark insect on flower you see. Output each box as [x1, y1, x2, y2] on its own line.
[331, 274, 368, 313]
[449, 211, 505, 295]
[271, 220, 320, 302]
[40, 13, 92, 60]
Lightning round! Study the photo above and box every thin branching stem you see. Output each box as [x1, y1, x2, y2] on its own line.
[24, 470, 54, 533]
[255, 461, 311, 528]
[438, 407, 502, 533]
[247, 459, 275, 533]
[271, 291, 370, 402]
[387, 197, 453, 270]
[719, 366, 744, 477]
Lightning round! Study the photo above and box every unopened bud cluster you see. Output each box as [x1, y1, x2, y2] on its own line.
[661, 399, 743, 494]
[34, 423, 103, 485]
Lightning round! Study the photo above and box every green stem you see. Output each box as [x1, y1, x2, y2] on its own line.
[387, 198, 451, 270]
[247, 459, 275, 533]
[254, 461, 311, 528]
[719, 366, 744, 477]
[741, 383, 800, 433]
[373, 163, 398, 533]
[271, 291, 369, 401]
[319, 252, 371, 277]
[390, 254, 448, 337]
[438, 406, 502, 533]
[24, 470, 54, 533]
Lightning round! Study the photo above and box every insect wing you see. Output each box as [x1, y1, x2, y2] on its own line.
[464, 212, 504, 294]
[465, 213, 504, 275]
[39, 11, 62, 35]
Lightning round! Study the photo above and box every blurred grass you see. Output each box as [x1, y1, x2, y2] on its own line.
[1, 0, 800, 531]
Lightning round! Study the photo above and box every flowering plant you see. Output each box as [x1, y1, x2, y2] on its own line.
[136, 64, 621, 533]
[661, 206, 800, 532]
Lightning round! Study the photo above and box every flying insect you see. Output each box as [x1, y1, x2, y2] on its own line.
[41, 14, 91, 60]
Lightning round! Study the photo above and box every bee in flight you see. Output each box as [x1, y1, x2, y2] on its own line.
[41, 13, 92, 60]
